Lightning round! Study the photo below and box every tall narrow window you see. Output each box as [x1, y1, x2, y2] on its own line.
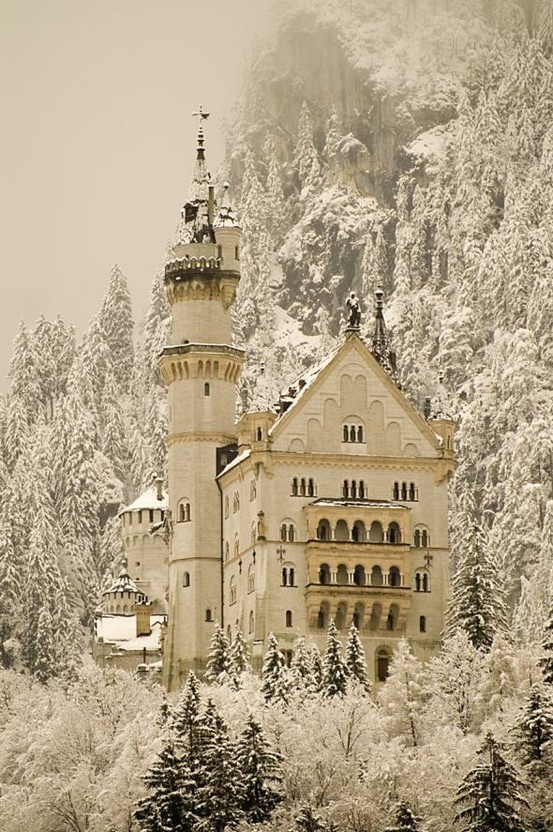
[343, 425, 349, 442]
[393, 482, 399, 500]
[357, 426, 364, 442]
[351, 480, 357, 498]
[205, 609, 212, 622]
[300, 478, 306, 496]
[288, 525, 295, 542]
[419, 615, 426, 633]
[409, 482, 416, 500]
[282, 568, 288, 587]
[280, 524, 287, 542]
[289, 568, 295, 586]
[359, 480, 365, 498]
[204, 382, 210, 396]
[401, 482, 407, 500]
[343, 480, 349, 498]
[292, 478, 298, 496]
[183, 571, 190, 588]
[285, 610, 293, 628]
[308, 478, 315, 497]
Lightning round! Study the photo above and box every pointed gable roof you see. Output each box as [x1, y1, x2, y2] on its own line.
[270, 332, 440, 451]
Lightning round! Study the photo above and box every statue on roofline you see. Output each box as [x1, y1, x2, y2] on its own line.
[346, 292, 361, 328]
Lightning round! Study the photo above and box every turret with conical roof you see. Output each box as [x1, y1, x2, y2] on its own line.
[161, 109, 244, 690]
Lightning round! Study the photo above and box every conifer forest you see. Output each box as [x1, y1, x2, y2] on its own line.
[3, 0, 553, 829]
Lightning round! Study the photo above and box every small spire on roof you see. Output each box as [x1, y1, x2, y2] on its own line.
[214, 182, 238, 228]
[371, 285, 399, 383]
[172, 104, 215, 248]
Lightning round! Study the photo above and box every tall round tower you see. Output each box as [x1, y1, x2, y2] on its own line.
[160, 110, 243, 690]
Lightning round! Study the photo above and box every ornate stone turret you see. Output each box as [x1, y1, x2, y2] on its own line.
[371, 286, 399, 383]
[161, 108, 244, 690]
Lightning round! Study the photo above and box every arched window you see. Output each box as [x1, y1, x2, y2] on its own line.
[178, 500, 191, 523]
[229, 577, 237, 605]
[376, 648, 391, 682]
[282, 567, 288, 587]
[224, 495, 229, 518]
[359, 480, 365, 498]
[401, 482, 407, 500]
[249, 611, 254, 634]
[337, 564, 348, 585]
[343, 425, 349, 443]
[292, 477, 298, 496]
[288, 524, 295, 542]
[357, 426, 364, 443]
[389, 566, 401, 587]
[352, 520, 366, 542]
[409, 482, 416, 501]
[247, 564, 255, 593]
[317, 519, 331, 541]
[414, 529, 421, 548]
[393, 482, 399, 500]
[388, 522, 401, 544]
[300, 478, 306, 496]
[335, 602, 347, 630]
[371, 565, 383, 587]
[351, 480, 357, 498]
[349, 425, 356, 443]
[183, 571, 190, 588]
[319, 563, 330, 585]
[419, 615, 426, 633]
[387, 604, 399, 631]
[353, 602, 364, 629]
[317, 604, 329, 630]
[205, 609, 212, 622]
[289, 567, 295, 586]
[414, 526, 430, 548]
[308, 478, 315, 497]
[354, 565, 365, 586]
[335, 519, 349, 541]
[343, 479, 349, 498]
[280, 524, 287, 542]
[256, 427, 263, 441]
[204, 382, 210, 396]
[421, 529, 429, 547]
[369, 521, 384, 543]
[285, 610, 293, 628]
[422, 572, 429, 592]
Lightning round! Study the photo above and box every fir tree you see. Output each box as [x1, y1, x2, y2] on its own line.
[380, 639, 427, 748]
[454, 732, 528, 832]
[515, 684, 553, 765]
[345, 622, 371, 693]
[322, 620, 349, 698]
[0, 522, 21, 668]
[262, 632, 288, 703]
[290, 636, 320, 695]
[539, 604, 553, 685]
[235, 714, 283, 822]
[195, 700, 243, 832]
[228, 626, 251, 683]
[385, 801, 421, 832]
[204, 624, 230, 684]
[99, 264, 135, 394]
[134, 735, 197, 832]
[294, 805, 328, 832]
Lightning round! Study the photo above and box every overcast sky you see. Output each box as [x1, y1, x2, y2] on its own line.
[0, 0, 272, 387]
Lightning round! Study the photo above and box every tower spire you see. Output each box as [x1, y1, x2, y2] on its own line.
[173, 104, 215, 248]
[371, 285, 398, 382]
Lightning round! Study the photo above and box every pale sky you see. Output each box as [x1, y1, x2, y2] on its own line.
[0, 0, 272, 387]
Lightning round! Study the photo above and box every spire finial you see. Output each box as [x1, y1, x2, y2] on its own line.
[371, 285, 399, 383]
[192, 104, 210, 158]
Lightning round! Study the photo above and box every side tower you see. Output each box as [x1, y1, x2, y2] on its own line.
[161, 110, 243, 690]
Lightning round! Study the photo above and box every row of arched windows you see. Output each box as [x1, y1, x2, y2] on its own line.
[318, 563, 403, 587]
[316, 519, 402, 544]
[291, 477, 316, 497]
[177, 501, 191, 523]
[392, 482, 418, 501]
[343, 424, 364, 443]
[316, 602, 400, 633]
[343, 480, 366, 499]
[280, 524, 296, 542]
[281, 566, 295, 587]
[414, 529, 430, 547]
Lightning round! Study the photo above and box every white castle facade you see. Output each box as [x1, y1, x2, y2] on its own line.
[95, 120, 455, 689]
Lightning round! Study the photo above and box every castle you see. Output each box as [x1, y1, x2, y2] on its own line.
[94, 114, 455, 689]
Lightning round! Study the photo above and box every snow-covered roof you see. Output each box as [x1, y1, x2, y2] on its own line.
[217, 448, 251, 478]
[103, 566, 140, 596]
[122, 485, 168, 513]
[311, 498, 410, 510]
[95, 614, 166, 651]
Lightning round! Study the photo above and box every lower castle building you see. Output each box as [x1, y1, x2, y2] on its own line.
[95, 115, 455, 689]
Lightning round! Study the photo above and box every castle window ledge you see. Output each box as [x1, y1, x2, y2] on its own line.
[305, 584, 410, 594]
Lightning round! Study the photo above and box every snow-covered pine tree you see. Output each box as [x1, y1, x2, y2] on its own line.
[99, 265, 135, 394]
[384, 801, 421, 832]
[379, 639, 427, 748]
[204, 624, 230, 684]
[134, 735, 196, 832]
[228, 626, 251, 684]
[345, 622, 371, 693]
[539, 604, 553, 685]
[235, 714, 283, 822]
[293, 101, 321, 200]
[262, 632, 288, 703]
[322, 620, 349, 698]
[289, 636, 320, 695]
[454, 732, 528, 832]
[515, 684, 553, 766]
[194, 700, 243, 832]
[0, 522, 21, 669]
[445, 509, 508, 652]
[172, 670, 202, 757]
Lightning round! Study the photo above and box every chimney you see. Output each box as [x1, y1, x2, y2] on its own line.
[135, 601, 151, 637]
[155, 476, 164, 501]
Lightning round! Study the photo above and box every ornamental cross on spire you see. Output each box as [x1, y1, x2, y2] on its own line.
[192, 104, 210, 148]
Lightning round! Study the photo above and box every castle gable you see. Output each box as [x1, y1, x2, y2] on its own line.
[270, 334, 438, 459]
